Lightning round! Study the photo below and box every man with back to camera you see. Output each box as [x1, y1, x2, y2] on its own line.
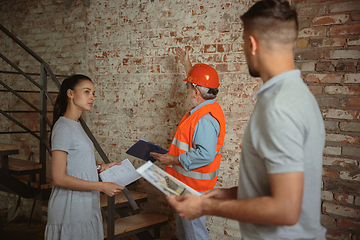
[150, 48, 226, 240]
[165, 0, 327, 239]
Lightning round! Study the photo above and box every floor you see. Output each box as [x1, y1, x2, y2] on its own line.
[1, 216, 46, 240]
[0, 216, 149, 240]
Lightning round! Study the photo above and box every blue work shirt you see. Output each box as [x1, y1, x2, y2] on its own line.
[178, 99, 220, 171]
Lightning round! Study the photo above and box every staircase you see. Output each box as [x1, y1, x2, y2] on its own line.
[0, 24, 171, 239]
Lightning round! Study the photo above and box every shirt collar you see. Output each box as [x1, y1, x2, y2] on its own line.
[189, 99, 216, 115]
[253, 69, 301, 100]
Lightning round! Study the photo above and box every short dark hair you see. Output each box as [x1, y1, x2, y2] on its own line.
[241, 0, 298, 44]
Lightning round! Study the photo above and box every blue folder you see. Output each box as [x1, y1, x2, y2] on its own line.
[126, 139, 168, 162]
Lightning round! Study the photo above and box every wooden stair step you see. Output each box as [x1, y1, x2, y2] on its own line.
[12, 174, 52, 189]
[0, 157, 42, 171]
[103, 213, 168, 238]
[100, 190, 147, 208]
[0, 143, 19, 151]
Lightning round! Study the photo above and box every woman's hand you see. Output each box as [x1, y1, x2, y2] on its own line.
[99, 161, 122, 173]
[101, 182, 124, 197]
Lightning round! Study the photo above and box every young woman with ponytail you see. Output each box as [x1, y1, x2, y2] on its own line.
[45, 75, 124, 240]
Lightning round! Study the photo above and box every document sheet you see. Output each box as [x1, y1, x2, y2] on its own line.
[99, 158, 141, 186]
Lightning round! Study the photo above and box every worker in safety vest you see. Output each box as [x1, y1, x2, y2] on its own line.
[150, 47, 226, 240]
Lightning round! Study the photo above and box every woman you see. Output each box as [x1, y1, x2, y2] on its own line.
[45, 74, 124, 240]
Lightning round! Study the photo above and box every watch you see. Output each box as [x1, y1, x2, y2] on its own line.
[96, 164, 102, 173]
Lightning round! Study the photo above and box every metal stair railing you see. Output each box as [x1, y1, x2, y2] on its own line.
[0, 24, 140, 236]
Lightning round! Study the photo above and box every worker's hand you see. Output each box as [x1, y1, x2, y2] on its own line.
[201, 187, 238, 200]
[100, 161, 122, 173]
[174, 47, 192, 75]
[101, 182, 124, 197]
[175, 47, 189, 66]
[150, 152, 180, 165]
[166, 194, 206, 220]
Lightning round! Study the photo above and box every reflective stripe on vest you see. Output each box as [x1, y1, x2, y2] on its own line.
[172, 137, 222, 155]
[169, 164, 219, 180]
[172, 138, 194, 152]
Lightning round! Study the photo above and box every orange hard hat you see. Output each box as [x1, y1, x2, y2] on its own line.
[183, 63, 219, 88]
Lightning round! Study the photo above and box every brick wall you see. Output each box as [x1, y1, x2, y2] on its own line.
[295, 0, 360, 239]
[0, 0, 359, 239]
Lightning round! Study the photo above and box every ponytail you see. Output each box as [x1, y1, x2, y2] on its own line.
[50, 74, 92, 147]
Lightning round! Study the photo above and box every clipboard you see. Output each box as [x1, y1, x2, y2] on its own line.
[126, 139, 168, 162]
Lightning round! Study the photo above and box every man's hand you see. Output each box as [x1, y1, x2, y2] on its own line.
[201, 187, 238, 200]
[174, 47, 192, 74]
[150, 152, 180, 165]
[166, 194, 206, 220]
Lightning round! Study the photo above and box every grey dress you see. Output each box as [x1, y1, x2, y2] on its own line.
[45, 116, 104, 240]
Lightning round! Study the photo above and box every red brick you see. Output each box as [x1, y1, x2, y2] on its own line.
[297, 5, 329, 16]
[325, 86, 360, 95]
[308, 85, 323, 95]
[297, 38, 308, 48]
[322, 202, 360, 218]
[339, 122, 360, 132]
[322, 168, 339, 178]
[340, 171, 360, 181]
[204, 44, 217, 53]
[309, 37, 346, 48]
[321, 214, 335, 227]
[335, 61, 357, 72]
[298, 27, 327, 38]
[322, 109, 360, 120]
[323, 156, 358, 167]
[313, 14, 349, 26]
[347, 36, 360, 46]
[330, 23, 360, 36]
[345, 73, 360, 83]
[324, 50, 360, 59]
[316, 62, 335, 72]
[215, 64, 228, 73]
[343, 98, 360, 107]
[316, 97, 341, 108]
[334, 193, 354, 204]
[343, 147, 360, 158]
[326, 229, 352, 240]
[326, 133, 360, 144]
[305, 74, 342, 83]
[295, 50, 322, 60]
[298, 16, 312, 29]
[337, 218, 360, 231]
[329, 1, 360, 13]
[217, 44, 231, 53]
[352, 11, 360, 21]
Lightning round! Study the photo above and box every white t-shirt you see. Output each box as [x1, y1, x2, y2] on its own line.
[238, 70, 326, 240]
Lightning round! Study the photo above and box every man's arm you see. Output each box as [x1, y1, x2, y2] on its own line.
[167, 171, 303, 225]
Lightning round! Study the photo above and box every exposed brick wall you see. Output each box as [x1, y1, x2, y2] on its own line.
[295, 0, 360, 239]
[0, 0, 359, 239]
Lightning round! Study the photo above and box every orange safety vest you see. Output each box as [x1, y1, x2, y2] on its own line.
[165, 101, 226, 192]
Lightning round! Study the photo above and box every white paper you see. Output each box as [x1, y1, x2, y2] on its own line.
[136, 161, 201, 196]
[99, 158, 141, 186]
